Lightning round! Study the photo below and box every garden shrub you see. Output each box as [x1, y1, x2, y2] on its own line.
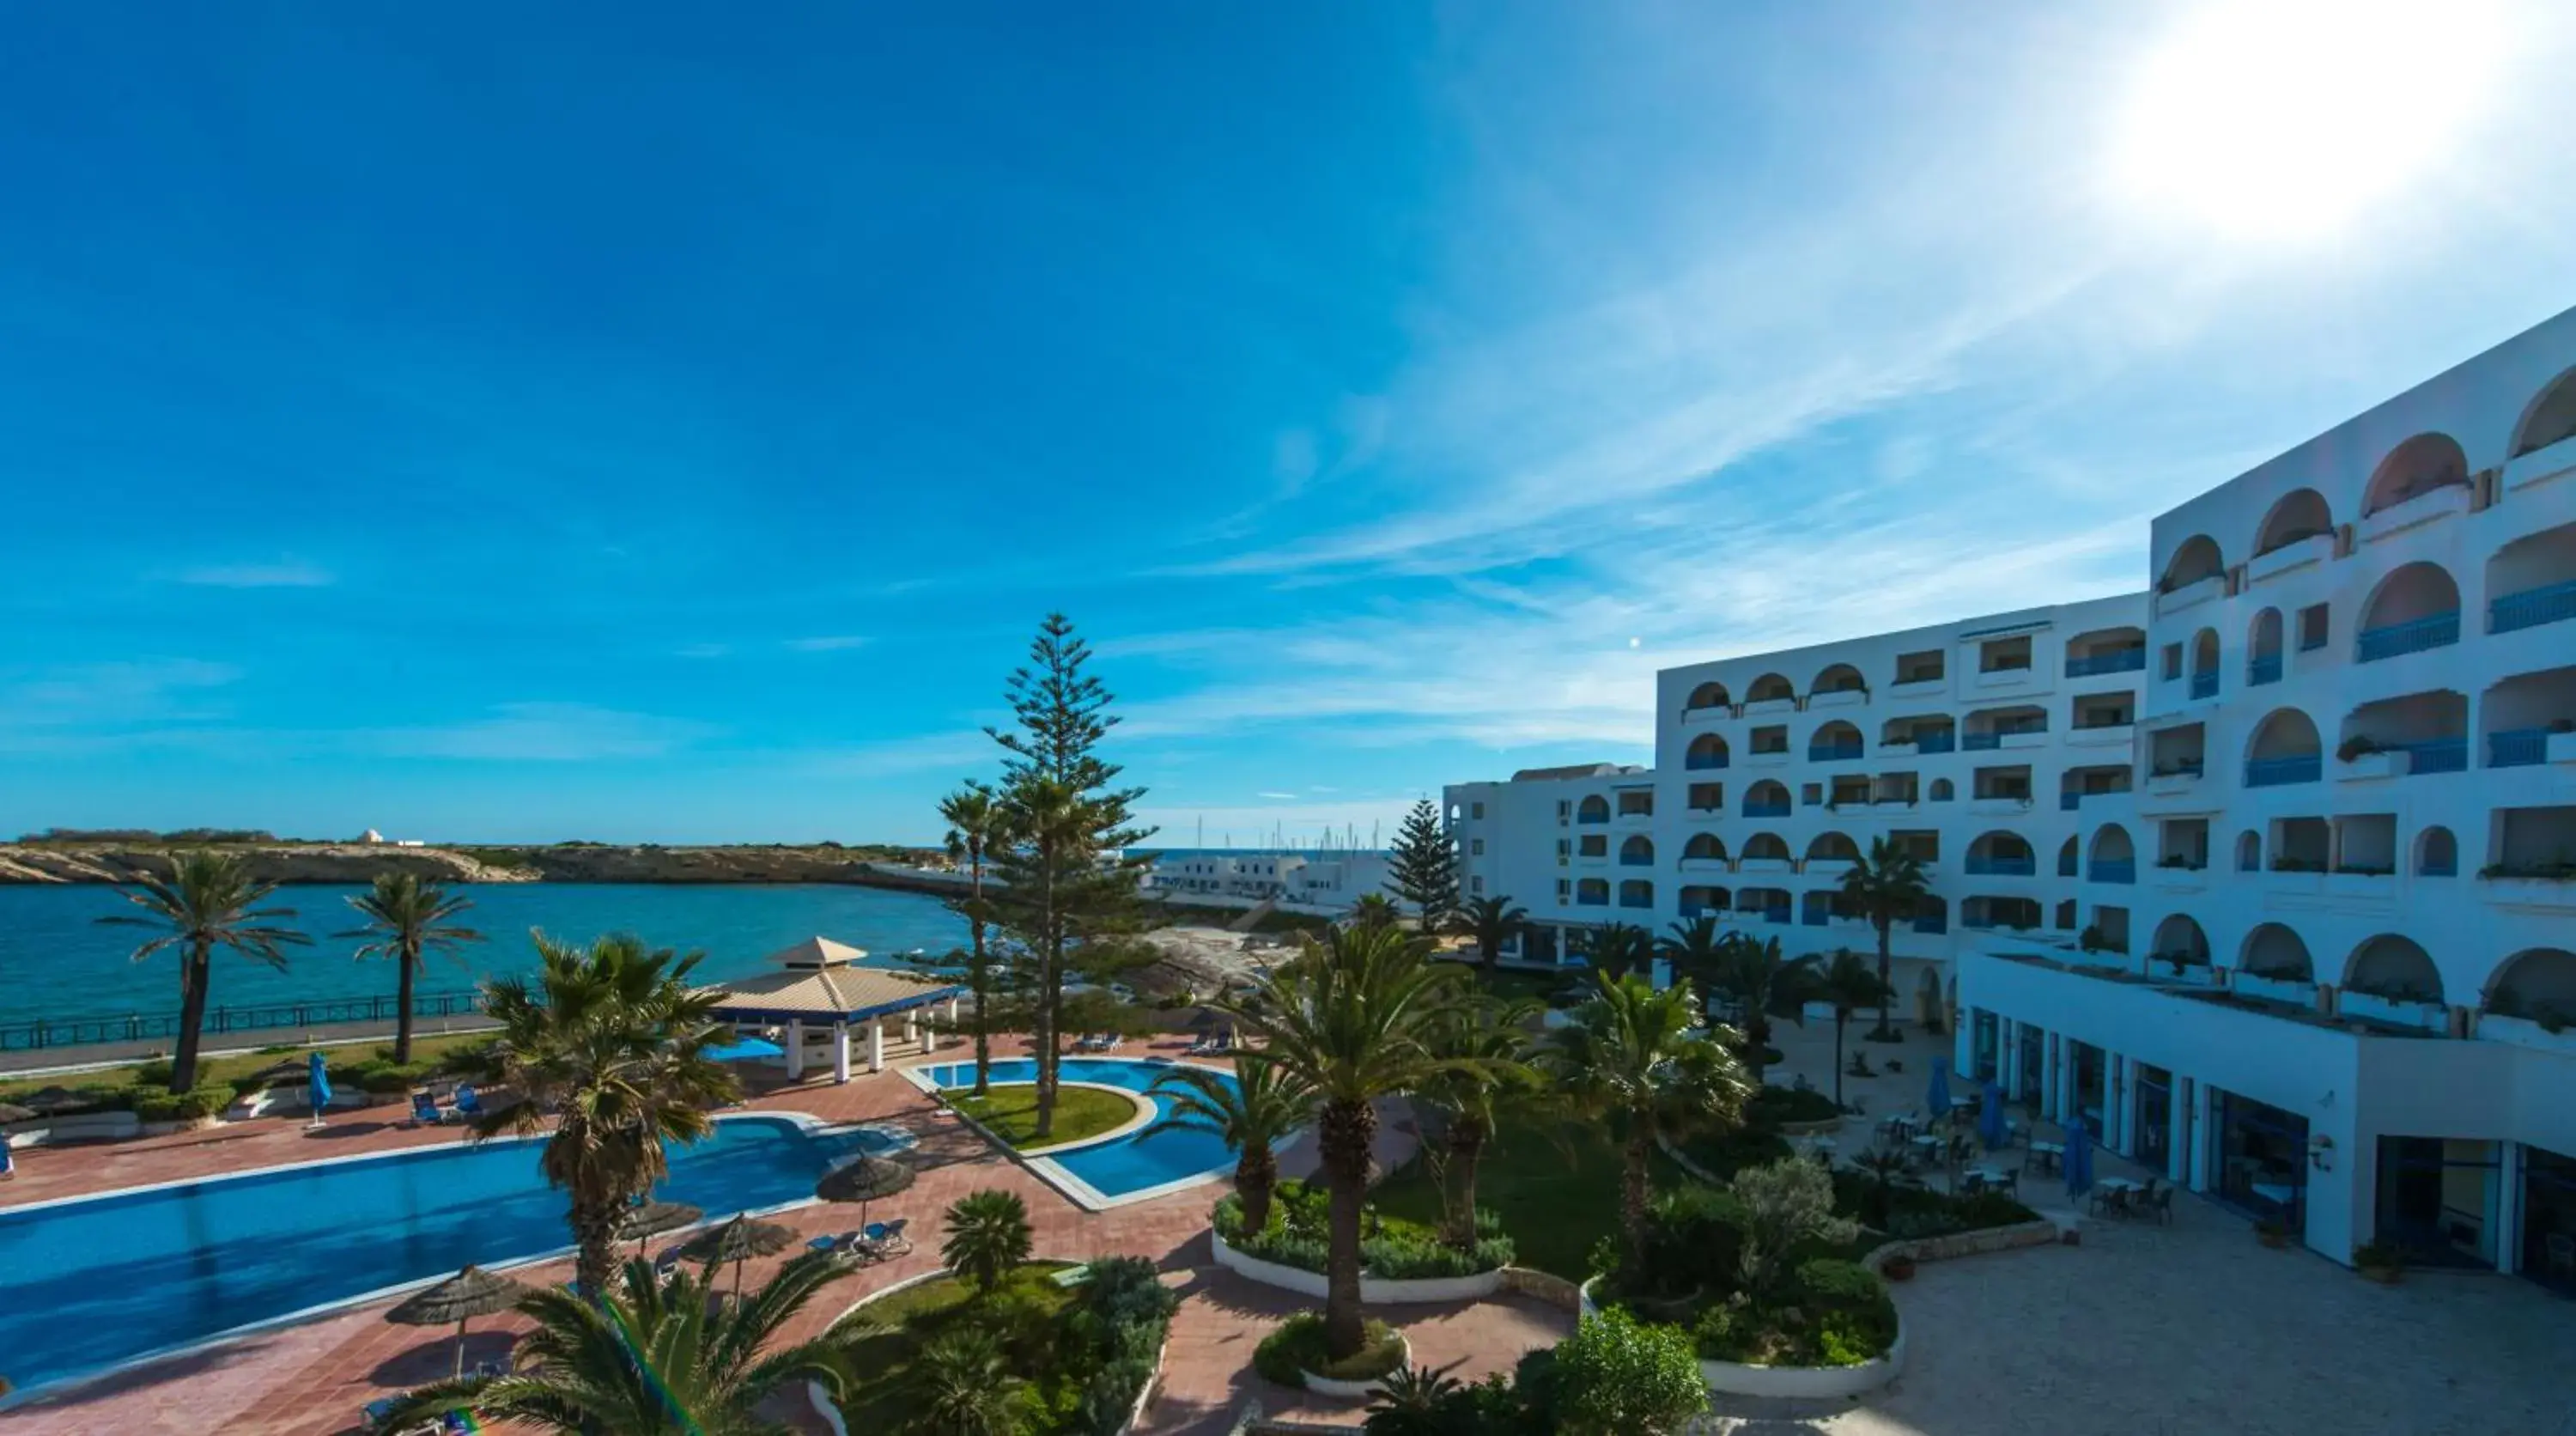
[1255, 1312, 1405, 1388]
[131, 1084, 233, 1123]
[1069, 1255, 1179, 1435]
[1745, 1086, 1842, 1128]
[1551, 1307, 1707, 1435]
[1678, 1125, 1795, 1177]
[1634, 1185, 1748, 1299]
[1218, 1189, 1513, 1279]
[1729, 1159, 1859, 1299]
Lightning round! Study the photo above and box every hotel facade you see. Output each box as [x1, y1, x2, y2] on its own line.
[1446, 308, 2576, 1284]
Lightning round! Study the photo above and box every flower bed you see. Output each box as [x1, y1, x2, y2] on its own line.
[1252, 1312, 1408, 1397]
[1210, 1182, 1515, 1303]
[836, 1256, 1177, 1435]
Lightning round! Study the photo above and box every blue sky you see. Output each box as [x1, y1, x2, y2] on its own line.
[4, 2, 2573, 846]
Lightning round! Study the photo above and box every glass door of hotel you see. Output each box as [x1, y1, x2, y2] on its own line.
[2069, 1041, 2105, 1138]
[1971, 1010, 1998, 1081]
[2213, 1090, 2306, 1233]
[2373, 1137, 2498, 1269]
[2132, 1064, 2172, 1172]
[2524, 1146, 2576, 1294]
[2016, 1025, 2044, 1105]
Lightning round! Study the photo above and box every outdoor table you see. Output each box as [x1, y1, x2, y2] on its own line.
[2251, 1181, 2296, 1208]
[2096, 1177, 2141, 1195]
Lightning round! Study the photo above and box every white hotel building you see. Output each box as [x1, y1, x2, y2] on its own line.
[1446, 309, 2576, 1284]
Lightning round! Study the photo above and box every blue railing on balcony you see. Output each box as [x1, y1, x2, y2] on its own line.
[2189, 671, 2218, 699]
[1685, 752, 1728, 770]
[1759, 905, 1791, 924]
[2421, 855, 2458, 877]
[2354, 610, 2459, 663]
[2059, 791, 2081, 810]
[1914, 913, 1948, 934]
[2400, 738, 2467, 775]
[2488, 577, 2576, 635]
[1576, 891, 1609, 907]
[2089, 859, 2136, 884]
[1915, 730, 1956, 754]
[2488, 728, 2549, 768]
[1807, 741, 1863, 762]
[1577, 812, 1609, 824]
[2245, 754, 2322, 787]
[1802, 908, 1828, 927]
[1963, 732, 2001, 751]
[1619, 854, 1653, 867]
[1965, 855, 2035, 876]
[1745, 800, 1790, 818]
[2247, 653, 2282, 686]
[2067, 648, 2146, 677]
[1619, 893, 1652, 910]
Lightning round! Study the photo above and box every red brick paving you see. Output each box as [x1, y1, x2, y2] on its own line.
[0, 1037, 1558, 1436]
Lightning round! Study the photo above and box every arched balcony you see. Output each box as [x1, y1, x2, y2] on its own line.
[1680, 833, 1728, 871]
[2486, 520, 2576, 636]
[2339, 688, 2469, 777]
[1683, 680, 1732, 718]
[1574, 878, 1609, 908]
[2247, 608, 2284, 686]
[1805, 831, 1862, 872]
[2484, 947, 2576, 1026]
[1685, 733, 1730, 771]
[1678, 885, 1729, 917]
[1928, 777, 1955, 802]
[2239, 922, 2315, 986]
[2066, 625, 2147, 677]
[1617, 879, 1655, 910]
[1576, 794, 1611, 824]
[2150, 914, 2211, 971]
[1965, 831, 2035, 877]
[2481, 663, 2576, 769]
[2253, 487, 2334, 557]
[1744, 672, 1797, 713]
[2087, 824, 2136, 884]
[2355, 562, 2462, 663]
[2361, 432, 2468, 518]
[2158, 533, 2227, 614]
[1743, 780, 1791, 819]
[2512, 369, 2576, 460]
[1619, 835, 1655, 867]
[1807, 720, 1864, 762]
[2342, 934, 2444, 1006]
[2415, 824, 2458, 877]
[2188, 628, 2221, 700]
[1739, 833, 1792, 873]
[2245, 708, 2323, 788]
[1809, 663, 1868, 709]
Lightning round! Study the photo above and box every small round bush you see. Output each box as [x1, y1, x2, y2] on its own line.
[1255, 1312, 1405, 1388]
[1552, 1306, 1707, 1435]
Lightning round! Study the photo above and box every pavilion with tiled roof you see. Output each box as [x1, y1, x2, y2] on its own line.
[705, 936, 964, 1081]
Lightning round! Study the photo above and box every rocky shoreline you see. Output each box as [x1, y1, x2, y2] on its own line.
[0, 843, 951, 888]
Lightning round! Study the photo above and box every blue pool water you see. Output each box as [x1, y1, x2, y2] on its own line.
[0, 1116, 892, 1395]
[920, 1057, 1242, 1201]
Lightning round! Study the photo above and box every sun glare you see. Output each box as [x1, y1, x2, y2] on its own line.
[2114, 0, 2498, 240]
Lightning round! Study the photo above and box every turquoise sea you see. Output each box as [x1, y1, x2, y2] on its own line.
[0, 882, 966, 1031]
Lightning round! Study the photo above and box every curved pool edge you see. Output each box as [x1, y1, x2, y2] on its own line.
[0, 1110, 903, 1409]
[903, 1056, 1249, 1212]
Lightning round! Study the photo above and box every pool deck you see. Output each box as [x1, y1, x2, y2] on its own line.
[0, 1035, 1441, 1435]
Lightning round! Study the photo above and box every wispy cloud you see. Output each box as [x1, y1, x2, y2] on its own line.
[0, 660, 245, 752]
[373, 703, 714, 762]
[783, 635, 871, 653]
[1256, 790, 1299, 800]
[173, 560, 336, 588]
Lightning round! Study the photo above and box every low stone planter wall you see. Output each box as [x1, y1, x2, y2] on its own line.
[1499, 1264, 1581, 1311]
[4, 1110, 141, 1146]
[1862, 1218, 2061, 1271]
[1579, 1277, 1903, 1400]
[1211, 1227, 1507, 1305]
[1300, 1331, 1412, 1400]
[1775, 1116, 1847, 1137]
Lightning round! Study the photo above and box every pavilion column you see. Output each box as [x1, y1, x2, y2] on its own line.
[785, 1019, 805, 1081]
[869, 1018, 886, 1074]
[831, 1022, 851, 1084]
[2169, 1077, 2193, 1184]
[920, 1007, 939, 1053]
[946, 996, 961, 1024]
[1998, 1020, 2019, 1100]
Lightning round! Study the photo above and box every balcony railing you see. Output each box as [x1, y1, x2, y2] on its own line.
[2189, 671, 2218, 700]
[1619, 894, 1653, 910]
[1807, 741, 1864, 762]
[1685, 752, 1728, 770]
[2488, 577, 2576, 635]
[2245, 754, 2323, 787]
[2059, 791, 2081, 811]
[1576, 892, 1609, 907]
[1577, 812, 1609, 824]
[2247, 653, 2282, 686]
[2398, 738, 2467, 775]
[2088, 859, 2136, 884]
[1802, 908, 1828, 927]
[2066, 649, 2146, 677]
[1913, 913, 1948, 934]
[2354, 610, 2460, 663]
[1963, 732, 2000, 751]
[2488, 729, 2549, 768]
[1759, 905, 1791, 925]
[1619, 854, 1653, 867]
[1914, 731, 1957, 754]
[1965, 855, 2036, 876]
[1745, 800, 1790, 818]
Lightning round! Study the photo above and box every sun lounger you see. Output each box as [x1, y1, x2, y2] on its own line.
[452, 1085, 485, 1118]
[0, 1140, 15, 1178]
[410, 1092, 447, 1126]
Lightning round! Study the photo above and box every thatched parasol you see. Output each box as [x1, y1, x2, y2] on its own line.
[815, 1152, 914, 1229]
[0, 1102, 33, 1125]
[671, 1213, 798, 1295]
[388, 1266, 526, 1378]
[617, 1200, 703, 1252]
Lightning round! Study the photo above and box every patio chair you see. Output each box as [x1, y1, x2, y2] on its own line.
[2089, 1187, 2131, 1219]
[875, 1217, 914, 1256]
[2140, 1181, 2173, 1226]
[452, 1085, 485, 1118]
[409, 1091, 447, 1126]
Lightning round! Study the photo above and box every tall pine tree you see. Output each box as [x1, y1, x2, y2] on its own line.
[984, 614, 1156, 1140]
[1383, 797, 1461, 933]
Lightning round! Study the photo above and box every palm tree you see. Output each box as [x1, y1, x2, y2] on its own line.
[1706, 934, 1816, 1086]
[941, 1189, 1034, 1296]
[1446, 894, 1526, 970]
[1347, 891, 1402, 930]
[1149, 1054, 1316, 1237]
[99, 850, 313, 1092]
[452, 934, 740, 1298]
[1838, 837, 1929, 1040]
[1656, 914, 1728, 989]
[337, 873, 484, 1064]
[1815, 949, 1890, 1108]
[1546, 973, 1753, 1275]
[908, 1328, 1028, 1436]
[1413, 994, 1542, 1247]
[939, 781, 1011, 1097]
[375, 1252, 854, 1434]
[1850, 1145, 1915, 1230]
[1365, 1365, 1466, 1436]
[1217, 924, 1478, 1360]
[1581, 922, 1656, 983]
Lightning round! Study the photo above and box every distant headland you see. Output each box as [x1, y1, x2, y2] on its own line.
[0, 831, 952, 888]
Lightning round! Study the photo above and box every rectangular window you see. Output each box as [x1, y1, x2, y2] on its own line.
[1687, 782, 1723, 811]
[1801, 782, 1824, 806]
[2161, 642, 2184, 679]
[1578, 835, 1607, 857]
[1556, 879, 1571, 901]
[1895, 649, 1944, 683]
[1893, 829, 1940, 862]
[2299, 603, 2330, 652]
[1979, 635, 2033, 672]
[1471, 838, 1485, 855]
[1557, 800, 1571, 819]
[1470, 801, 1485, 819]
[1471, 876, 1485, 894]
[1752, 725, 1789, 754]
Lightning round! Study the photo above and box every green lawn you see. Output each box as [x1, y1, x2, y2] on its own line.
[947, 1082, 1139, 1150]
[1370, 1110, 1698, 1280]
[0, 1030, 496, 1107]
[837, 1263, 1079, 1431]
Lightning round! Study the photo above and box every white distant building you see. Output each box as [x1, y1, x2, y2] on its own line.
[1141, 849, 1394, 912]
[1445, 307, 2576, 1284]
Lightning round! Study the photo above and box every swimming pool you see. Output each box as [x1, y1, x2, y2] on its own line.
[0, 1115, 896, 1397]
[914, 1057, 1249, 1208]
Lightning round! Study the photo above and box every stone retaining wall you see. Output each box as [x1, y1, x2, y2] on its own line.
[1211, 1226, 1508, 1305]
